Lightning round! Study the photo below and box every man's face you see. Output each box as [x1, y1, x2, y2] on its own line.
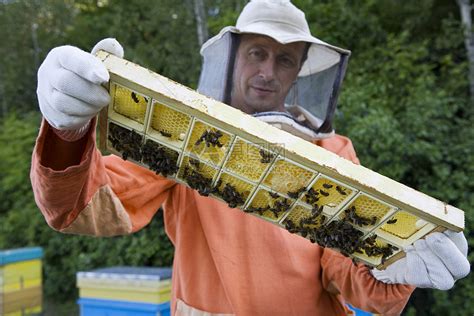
[230, 34, 306, 114]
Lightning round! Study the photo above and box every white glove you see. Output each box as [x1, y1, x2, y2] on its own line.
[36, 38, 124, 140]
[371, 230, 470, 290]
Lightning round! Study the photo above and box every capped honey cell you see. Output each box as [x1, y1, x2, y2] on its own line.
[112, 84, 149, 124]
[224, 139, 273, 182]
[339, 194, 391, 229]
[262, 159, 314, 194]
[379, 211, 429, 239]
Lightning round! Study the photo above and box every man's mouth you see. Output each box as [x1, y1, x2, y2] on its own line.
[251, 86, 275, 95]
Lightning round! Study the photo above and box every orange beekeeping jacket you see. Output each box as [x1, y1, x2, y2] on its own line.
[31, 120, 414, 316]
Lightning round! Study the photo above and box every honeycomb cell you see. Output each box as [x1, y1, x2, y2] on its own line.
[224, 139, 273, 182]
[262, 159, 313, 194]
[340, 194, 391, 229]
[245, 188, 292, 221]
[112, 85, 148, 124]
[186, 121, 232, 166]
[149, 101, 191, 143]
[212, 173, 254, 208]
[379, 211, 426, 239]
[303, 177, 353, 214]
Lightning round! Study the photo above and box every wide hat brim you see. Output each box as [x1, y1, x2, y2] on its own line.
[201, 25, 350, 77]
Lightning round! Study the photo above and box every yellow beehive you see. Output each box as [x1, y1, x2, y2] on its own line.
[95, 51, 464, 269]
[77, 267, 172, 304]
[0, 247, 43, 315]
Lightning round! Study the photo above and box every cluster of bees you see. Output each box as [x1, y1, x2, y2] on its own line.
[245, 192, 291, 218]
[284, 210, 398, 262]
[110, 115, 400, 263]
[195, 129, 224, 147]
[344, 205, 377, 226]
[141, 140, 179, 177]
[182, 165, 215, 196]
[214, 181, 246, 208]
[285, 211, 326, 239]
[182, 159, 247, 208]
[108, 123, 143, 161]
[259, 149, 274, 163]
[361, 235, 399, 262]
[304, 182, 338, 204]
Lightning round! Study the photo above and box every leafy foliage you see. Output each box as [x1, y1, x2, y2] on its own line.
[0, 0, 473, 314]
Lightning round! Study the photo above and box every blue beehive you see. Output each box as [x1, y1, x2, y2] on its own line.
[76, 266, 172, 316]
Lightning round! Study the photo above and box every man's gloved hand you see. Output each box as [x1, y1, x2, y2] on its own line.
[36, 38, 124, 141]
[371, 230, 470, 290]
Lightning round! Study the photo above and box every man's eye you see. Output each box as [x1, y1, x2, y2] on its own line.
[249, 49, 265, 60]
[279, 56, 296, 68]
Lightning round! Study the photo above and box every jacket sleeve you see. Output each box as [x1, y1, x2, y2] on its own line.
[30, 119, 178, 236]
[321, 249, 414, 315]
[316, 134, 414, 315]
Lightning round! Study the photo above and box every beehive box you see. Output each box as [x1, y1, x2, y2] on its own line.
[76, 266, 172, 304]
[77, 298, 170, 316]
[95, 51, 464, 269]
[0, 247, 43, 316]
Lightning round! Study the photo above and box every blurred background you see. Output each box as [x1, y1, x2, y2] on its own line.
[0, 0, 472, 315]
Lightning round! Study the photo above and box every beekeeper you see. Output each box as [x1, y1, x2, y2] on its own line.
[32, 0, 469, 315]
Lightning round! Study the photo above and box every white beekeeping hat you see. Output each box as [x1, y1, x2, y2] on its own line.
[198, 0, 351, 140]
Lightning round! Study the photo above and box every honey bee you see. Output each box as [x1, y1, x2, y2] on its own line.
[131, 92, 140, 103]
[322, 183, 333, 189]
[287, 187, 306, 199]
[386, 218, 397, 224]
[335, 185, 347, 195]
[159, 130, 172, 138]
[195, 130, 224, 147]
[319, 189, 330, 197]
[269, 191, 279, 199]
[259, 149, 274, 163]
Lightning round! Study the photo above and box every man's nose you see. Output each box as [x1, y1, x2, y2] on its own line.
[258, 58, 276, 81]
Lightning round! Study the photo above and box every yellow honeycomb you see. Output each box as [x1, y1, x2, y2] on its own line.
[177, 155, 217, 183]
[263, 159, 314, 194]
[213, 172, 254, 206]
[186, 121, 231, 166]
[246, 189, 292, 221]
[341, 195, 391, 228]
[304, 177, 353, 208]
[150, 101, 191, 141]
[224, 139, 272, 182]
[113, 85, 148, 123]
[379, 211, 424, 239]
[283, 204, 325, 229]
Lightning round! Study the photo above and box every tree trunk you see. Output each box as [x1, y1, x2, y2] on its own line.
[193, 0, 208, 47]
[457, 0, 474, 100]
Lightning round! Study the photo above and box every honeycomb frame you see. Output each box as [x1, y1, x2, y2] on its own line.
[96, 51, 464, 269]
